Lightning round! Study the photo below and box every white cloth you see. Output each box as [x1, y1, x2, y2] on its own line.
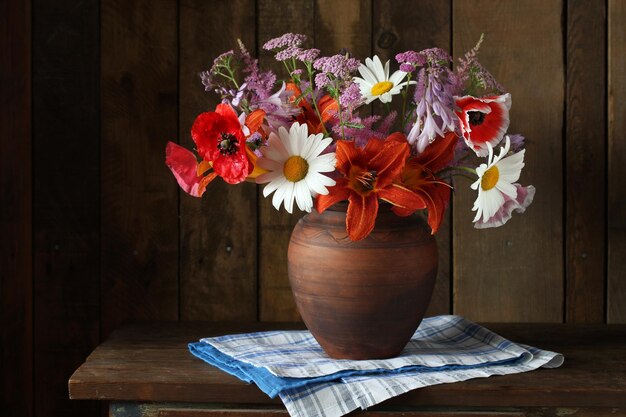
[189, 315, 564, 417]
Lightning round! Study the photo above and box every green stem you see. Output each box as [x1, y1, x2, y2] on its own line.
[441, 172, 477, 182]
[224, 67, 239, 89]
[438, 165, 477, 177]
[400, 73, 412, 130]
[338, 102, 345, 140]
[306, 65, 329, 136]
[283, 60, 292, 77]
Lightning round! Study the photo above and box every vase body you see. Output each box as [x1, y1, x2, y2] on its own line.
[288, 204, 438, 360]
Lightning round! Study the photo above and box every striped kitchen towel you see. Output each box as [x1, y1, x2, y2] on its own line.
[189, 315, 563, 417]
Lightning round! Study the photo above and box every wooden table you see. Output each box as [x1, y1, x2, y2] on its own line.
[69, 322, 626, 416]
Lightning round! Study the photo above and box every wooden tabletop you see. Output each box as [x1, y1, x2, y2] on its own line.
[69, 322, 626, 408]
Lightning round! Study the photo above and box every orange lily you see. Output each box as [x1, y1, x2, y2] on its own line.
[286, 82, 338, 135]
[316, 134, 424, 241]
[393, 131, 457, 233]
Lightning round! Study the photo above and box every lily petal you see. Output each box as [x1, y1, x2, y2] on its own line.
[378, 184, 424, 212]
[315, 178, 350, 213]
[346, 193, 378, 241]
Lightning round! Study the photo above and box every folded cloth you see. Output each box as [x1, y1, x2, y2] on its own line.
[189, 315, 563, 417]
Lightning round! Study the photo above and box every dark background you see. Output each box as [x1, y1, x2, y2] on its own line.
[1, 0, 624, 416]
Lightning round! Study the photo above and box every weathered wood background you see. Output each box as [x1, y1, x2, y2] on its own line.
[1, 0, 624, 416]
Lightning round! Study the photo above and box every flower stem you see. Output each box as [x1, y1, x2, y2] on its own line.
[401, 73, 412, 130]
[306, 63, 329, 136]
[338, 103, 345, 140]
[438, 165, 477, 177]
[224, 67, 240, 89]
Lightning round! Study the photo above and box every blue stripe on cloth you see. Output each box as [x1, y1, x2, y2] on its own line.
[193, 316, 531, 379]
[188, 341, 523, 398]
[188, 315, 532, 398]
[188, 316, 564, 417]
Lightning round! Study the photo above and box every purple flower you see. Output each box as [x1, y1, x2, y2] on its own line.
[251, 82, 300, 130]
[262, 33, 307, 50]
[314, 73, 331, 89]
[421, 48, 453, 65]
[455, 34, 505, 95]
[246, 132, 264, 154]
[213, 50, 234, 66]
[507, 134, 525, 152]
[275, 46, 302, 61]
[396, 50, 426, 72]
[339, 82, 362, 108]
[313, 55, 360, 80]
[237, 39, 276, 101]
[199, 70, 214, 91]
[297, 48, 320, 62]
[407, 54, 458, 153]
[400, 63, 416, 73]
[245, 70, 276, 100]
[333, 112, 397, 147]
[226, 83, 246, 106]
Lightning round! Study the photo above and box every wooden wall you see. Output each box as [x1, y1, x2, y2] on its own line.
[1, 0, 624, 416]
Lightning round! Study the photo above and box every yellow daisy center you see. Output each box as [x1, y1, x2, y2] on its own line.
[481, 165, 500, 190]
[283, 155, 309, 182]
[371, 81, 394, 96]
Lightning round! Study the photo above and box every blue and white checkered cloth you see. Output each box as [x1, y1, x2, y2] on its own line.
[189, 315, 563, 417]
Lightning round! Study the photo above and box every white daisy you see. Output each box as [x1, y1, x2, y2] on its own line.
[255, 122, 336, 214]
[353, 55, 411, 104]
[471, 136, 526, 223]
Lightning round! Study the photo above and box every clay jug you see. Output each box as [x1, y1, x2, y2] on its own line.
[288, 203, 438, 359]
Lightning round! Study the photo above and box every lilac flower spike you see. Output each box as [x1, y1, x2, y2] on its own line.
[455, 34, 505, 95]
[407, 49, 458, 153]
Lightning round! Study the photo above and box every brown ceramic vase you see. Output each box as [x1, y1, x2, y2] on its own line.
[288, 203, 438, 360]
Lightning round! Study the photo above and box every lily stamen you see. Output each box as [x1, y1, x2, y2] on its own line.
[356, 170, 378, 190]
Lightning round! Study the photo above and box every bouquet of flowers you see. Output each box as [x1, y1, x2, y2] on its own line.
[165, 33, 534, 241]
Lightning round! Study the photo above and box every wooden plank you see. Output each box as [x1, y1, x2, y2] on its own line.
[101, 0, 179, 335]
[315, 0, 371, 59]
[178, 0, 257, 321]
[111, 403, 529, 417]
[0, 0, 32, 416]
[608, 0, 626, 323]
[70, 321, 626, 407]
[452, 0, 564, 322]
[565, 0, 606, 323]
[32, 0, 100, 416]
[109, 403, 626, 417]
[373, 0, 452, 316]
[257, 0, 315, 321]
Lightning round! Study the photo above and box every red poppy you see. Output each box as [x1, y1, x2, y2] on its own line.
[393, 132, 457, 233]
[286, 82, 338, 135]
[316, 133, 424, 241]
[455, 93, 511, 157]
[165, 141, 216, 197]
[191, 103, 251, 184]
